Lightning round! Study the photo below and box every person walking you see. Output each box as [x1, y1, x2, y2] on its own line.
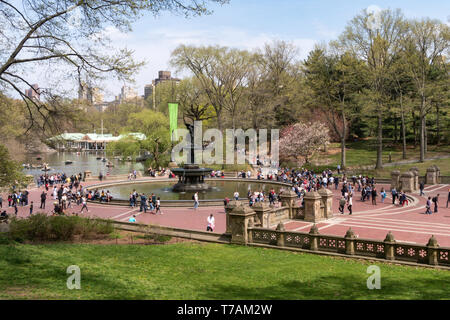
[419, 182, 425, 196]
[339, 196, 346, 214]
[193, 192, 199, 210]
[80, 196, 88, 213]
[432, 194, 439, 213]
[347, 195, 353, 215]
[0, 194, 2, 209]
[425, 197, 432, 215]
[155, 197, 162, 215]
[207, 214, 215, 232]
[391, 188, 397, 205]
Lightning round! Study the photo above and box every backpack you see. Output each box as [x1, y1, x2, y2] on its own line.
[192, 195, 195, 200]
[432, 197, 437, 203]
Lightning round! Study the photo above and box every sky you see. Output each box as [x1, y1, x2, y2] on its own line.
[29, 0, 450, 100]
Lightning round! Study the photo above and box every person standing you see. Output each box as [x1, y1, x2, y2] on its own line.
[40, 191, 47, 209]
[29, 201, 34, 215]
[419, 182, 425, 196]
[193, 192, 199, 210]
[233, 191, 239, 201]
[0, 194, 2, 208]
[207, 214, 215, 232]
[447, 189, 450, 208]
[371, 187, 377, 205]
[140, 193, 147, 213]
[432, 194, 439, 213]
[380, 188, 386, 203]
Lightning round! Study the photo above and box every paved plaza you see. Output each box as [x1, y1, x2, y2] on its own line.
[2, 178, 449, 246]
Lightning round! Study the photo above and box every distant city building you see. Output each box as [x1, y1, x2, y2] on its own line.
[143, 71, 181, 107]
[144, 84, 153, 100]
[119, 85, 137, 103]
[25, 84, 40, 101]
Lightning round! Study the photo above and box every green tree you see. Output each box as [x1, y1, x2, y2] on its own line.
[0, 144, 25, 188]
[127, 110, 171, 167]
[339, 8, 408, 169]
[304, 47, 366, 168]
[402, 18, 449, 161]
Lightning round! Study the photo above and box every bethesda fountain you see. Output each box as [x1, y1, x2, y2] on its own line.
[171, 123, 213, 192]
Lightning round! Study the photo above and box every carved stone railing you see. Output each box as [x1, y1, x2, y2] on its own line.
[248, 223, 450, 268]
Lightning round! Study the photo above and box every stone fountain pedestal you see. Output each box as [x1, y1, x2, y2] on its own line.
[171, 164, 213, 192]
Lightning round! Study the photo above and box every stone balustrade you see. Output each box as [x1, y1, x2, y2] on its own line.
[248, 224, 450, 267]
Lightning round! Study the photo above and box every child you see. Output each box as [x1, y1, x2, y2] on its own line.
[29, 201, 34, 215]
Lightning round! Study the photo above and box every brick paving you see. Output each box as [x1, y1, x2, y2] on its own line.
[2, 178, 449, 246]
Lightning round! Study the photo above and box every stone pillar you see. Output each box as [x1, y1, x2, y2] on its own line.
[433, 165, 441, 184]
[225, 200, 240, 234]
[426, 167, 437, 185]
[309, 224, 319, 251]
[344, 228, 356, 255]
[409, 168, 419, 192]
[84, 171, 92, 181]
[303, 191, 323, 223]
[426, 235, 439, 266]
[384, 232, 396, 261]
[318, 188, 334, 220]
[276, 222, 285, 247]
[252, 202, 271, 228]
[228, 203, 256, 245]
[399, 172, 414, 192]
[280, 189, 299, 219]
[391, 170, 400, 190]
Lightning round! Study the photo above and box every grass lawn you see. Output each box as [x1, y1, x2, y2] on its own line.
[0, 242, 449, 300]
[311, 140, 450, 177]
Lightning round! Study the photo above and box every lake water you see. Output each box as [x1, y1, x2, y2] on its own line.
[22, 151, 145, 178]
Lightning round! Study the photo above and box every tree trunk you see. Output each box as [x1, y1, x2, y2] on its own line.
[412, 110, 417, 147]
[400, 94, 407, 160]
[419, 94, 426, 162]
[393, 116, 398, 143]
[341, 109, 347, 169]
[436, 104, 440, 145]
[375, 108, 383, 169]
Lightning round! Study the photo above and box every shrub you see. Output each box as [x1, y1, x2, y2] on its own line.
[7, 214, 114, 242]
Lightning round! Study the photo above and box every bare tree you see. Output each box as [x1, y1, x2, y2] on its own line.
[0, 0, 228, 135]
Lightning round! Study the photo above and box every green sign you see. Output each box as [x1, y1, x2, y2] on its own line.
[168, 103, 178, 141]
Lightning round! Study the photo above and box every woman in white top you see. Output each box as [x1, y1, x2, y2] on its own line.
[207, 214, 215, 232]
[347, 196, 353, 215]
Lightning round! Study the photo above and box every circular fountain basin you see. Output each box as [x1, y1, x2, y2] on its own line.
[85, 178, 292, 207]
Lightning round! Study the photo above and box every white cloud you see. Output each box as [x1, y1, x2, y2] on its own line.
[100, 26, 318, 100]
